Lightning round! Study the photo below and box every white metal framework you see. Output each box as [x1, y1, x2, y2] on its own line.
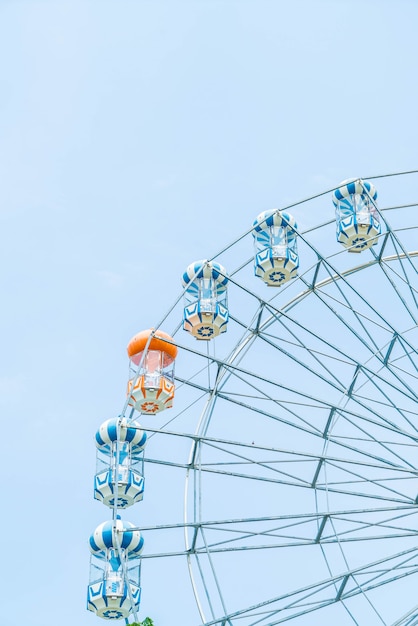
[120, 171, 418, 626]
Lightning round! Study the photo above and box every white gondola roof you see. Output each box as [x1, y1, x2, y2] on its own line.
[332, 178, 377, 206]
[182, 259, 229, 293]
[89, 517, 144, 559]
[95, 417, 147, 451]
[252, 209, 297, 234]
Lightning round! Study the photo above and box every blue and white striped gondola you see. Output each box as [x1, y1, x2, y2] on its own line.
[182, 260, 229, 339]
[87, 518, 143, 620]
[252, 210, 299, 286]
[332, 178, 381, 252]
[94, 418, 147, 509]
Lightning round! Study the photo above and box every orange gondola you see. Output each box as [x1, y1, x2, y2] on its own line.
[126, 329, 177, 415]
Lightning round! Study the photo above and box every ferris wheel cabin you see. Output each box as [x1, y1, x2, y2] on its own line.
[182, 260, 229, 340]
[126, 329, 177, 415]
[87, 518, 143, 620]
[333, 179, 381, 252]
[94, 418, 147, 509]
[252, 209, 299, 286]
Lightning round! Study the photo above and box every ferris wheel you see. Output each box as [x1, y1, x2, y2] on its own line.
[87, 171, 418, 626]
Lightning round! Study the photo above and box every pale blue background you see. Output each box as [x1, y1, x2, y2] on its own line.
[0, 1, 417, 624]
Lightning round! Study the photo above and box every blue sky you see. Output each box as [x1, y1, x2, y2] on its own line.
[1, 1, 418, 625]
